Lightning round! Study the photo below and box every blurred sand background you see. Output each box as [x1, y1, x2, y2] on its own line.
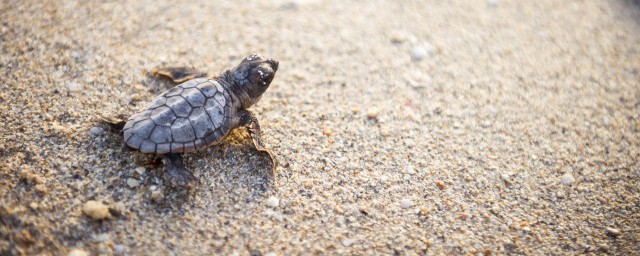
[1, 0, 639, 255]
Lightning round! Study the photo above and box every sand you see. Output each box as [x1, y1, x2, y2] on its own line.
[1, 0, 639, 255]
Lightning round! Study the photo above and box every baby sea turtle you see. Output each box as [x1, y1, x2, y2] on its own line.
[123, 54, 278, 188]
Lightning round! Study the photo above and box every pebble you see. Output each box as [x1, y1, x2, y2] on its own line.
[109, 202, 126, 216]
[405, 71, 432, 88]
[97, 244, 112, 254]
[266, 196, 280, 208]
[82, 200, 111, 220]
[411, 44, 433, 61]
[68, 82, 82, 91]
[342, 239, 354, 247]
[599, 243, 610, 251]
[91, 233, 111, 243]
[401, 199, 413, 209]
[405, 165, 416, 174]
[135, 167, 146, 175]
[89, 126, 104, 136]
[68, 248, 89, 256]
[366, 108, 380, 120]
[126, 178, 140, 188]
[606, 227, 621, 237]
[113, 244, 126, 255]
[561, 173, 575, 185]
[151, 190, 163, 201]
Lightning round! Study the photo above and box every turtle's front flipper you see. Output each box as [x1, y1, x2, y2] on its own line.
[162, 153, 197, 189]
[239, 110, 277, 175]
[151, 67, 208, 83]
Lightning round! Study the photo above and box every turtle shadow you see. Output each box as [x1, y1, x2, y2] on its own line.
[150, 141, 274, 212]
[96, 121, 274, 211]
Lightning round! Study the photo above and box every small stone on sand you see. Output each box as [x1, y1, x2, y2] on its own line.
[82, 200, 111, 220]
[606, 227, 621, 236]
[411, 46, 427, 61]
[89, 126, 104, 136]
[151, 190, 163, 201]
[68, 248, 89, 256]
[266, 196, 280, 208]
[68, 82, 81, 91]
[135, 167, 146, 175]
[401, 199, 413, 209]
[411, 44, 433, 61]
[561, 173, 575, 185]
[113, 244, 126, 255]
[126, 178, 140, 188]
[342, 239, 354, 247]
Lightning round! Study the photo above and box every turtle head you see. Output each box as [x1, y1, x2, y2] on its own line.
[230, 54, 278, 107]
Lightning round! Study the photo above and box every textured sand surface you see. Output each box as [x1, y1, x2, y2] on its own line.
[1, 0, 639, 255]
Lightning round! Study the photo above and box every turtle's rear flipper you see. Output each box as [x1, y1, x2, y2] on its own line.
[162, 153, 198, 189]
[98, 114, 127, 132]
[151, 67, 208, 84]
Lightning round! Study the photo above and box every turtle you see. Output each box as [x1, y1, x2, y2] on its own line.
[122, 54, 278, 188]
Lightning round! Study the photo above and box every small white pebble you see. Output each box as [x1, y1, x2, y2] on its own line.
[561, 173, 575, 185]
[266, 196, 280, 208]
[113, 244, 126, 255]
[401, 199, 413, 209]
[411, 43, 433, 61]
[151, 190, 163, 200]
[68, 82, 81, 91]
[606, 227, 621, 236]
[411, 46, 427, 61]
[68, 248, 89, 256]
[97, 244, 112, 254]
[82, 200, 111, 220]
[126, 178, 140, 188]
[405, 165, 415, 174]
[135, 167, 146, 175]
[342, 239, 354, 247]
[91, 233, 111, 243]
[89, 126, 104, 136]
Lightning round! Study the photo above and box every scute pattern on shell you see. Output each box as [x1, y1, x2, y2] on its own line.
[123, 78, 231, 154]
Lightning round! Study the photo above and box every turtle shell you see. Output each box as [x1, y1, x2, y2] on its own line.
[123, 78, 231, 154]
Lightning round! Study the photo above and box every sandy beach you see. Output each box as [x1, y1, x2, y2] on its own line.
[1, 0, 639, 255]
